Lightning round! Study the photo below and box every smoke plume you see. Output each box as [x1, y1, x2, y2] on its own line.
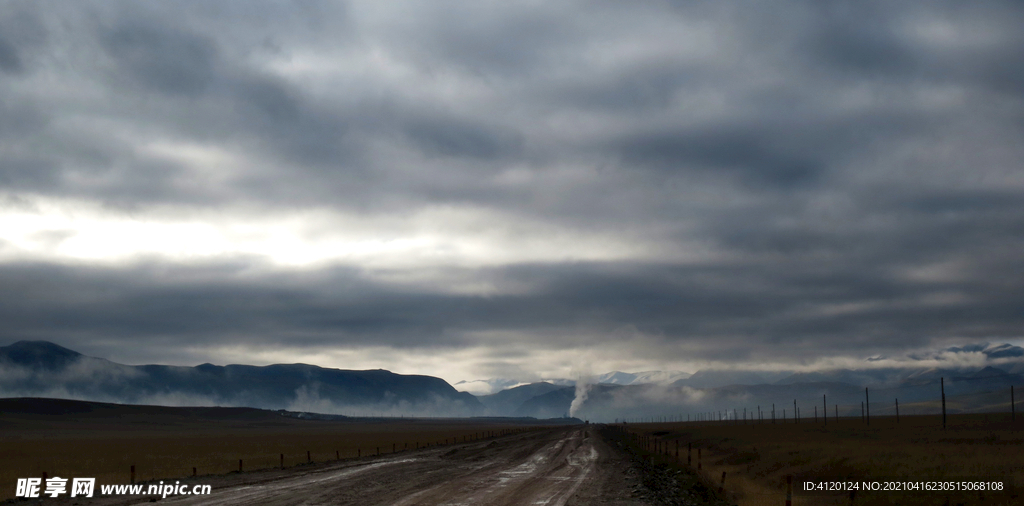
[569, 367, 594, 418]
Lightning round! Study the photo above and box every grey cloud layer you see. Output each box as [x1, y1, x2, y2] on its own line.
[1, 0, 1023, 367]
[2, 256, 1020, 366]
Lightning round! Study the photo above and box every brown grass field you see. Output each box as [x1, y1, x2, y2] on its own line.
[4, 399, 1021, 505]
[626, 413, 1023, 506]
[0, 401, 550, 501]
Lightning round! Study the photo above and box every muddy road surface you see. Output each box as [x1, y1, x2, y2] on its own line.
[64, 425, 673, 506]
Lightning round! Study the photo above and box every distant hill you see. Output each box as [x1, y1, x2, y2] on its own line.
[475, 382, 564, 416]
[774, 368, 911, 387]
[0, 340, 85, 370]
[673, 369, 789, 388]
[596, 370, 691, 386]
[0, 341, 482, 416]
[0, 396, 286, 421]
[595, 371, 637, 385]
[453, 378, 523, 395]
[513, 386, 576, 419]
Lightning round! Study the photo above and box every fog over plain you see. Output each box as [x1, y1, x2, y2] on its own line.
[1, 0, 1023, 387]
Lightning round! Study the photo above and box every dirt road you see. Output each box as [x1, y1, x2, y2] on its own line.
[64, 425, 661, 506]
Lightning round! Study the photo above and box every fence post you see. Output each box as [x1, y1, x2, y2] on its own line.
[823, 394, 827, 427]
[281, 454, 284, 469]
[719, 471, 727, 494]
[193, 467, 197, 477]
[866, 387, 870, 425]
[688, 442, 692, 466]
[896, 398, 899, 423]
[239, 459, 243, 472]
[130, 465, 134, 484]
[786, 475, 792, 506]
[307, 450, 311, 463]
[698, 448, 702, 470]
[794, 400, 798, 424]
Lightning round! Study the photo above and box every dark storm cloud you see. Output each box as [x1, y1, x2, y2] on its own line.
[1, 0, 1023, 369]
[800, 0, 1024, 95]
[0, 33, 23, 74]
[805, 3, 921, 77]
[100, 23, 219, 97]
[0, 5, 47, 75]
[402, 115, 524, 160]
[0, 98, 48, 138]
[374, 1, 580, 78]
[554, 64, 695, 112]
[230, 73, 362, 170]
[613, 124, 822, 188]
[94, 13, 358, 167]
[2, 253, 1022, 366]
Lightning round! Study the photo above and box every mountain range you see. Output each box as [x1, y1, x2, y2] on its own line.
[595, 370, 692, 386]
[0, 341, 480, 417]
[464, 342, 1024, 420]
[3, 340, 1023, 422]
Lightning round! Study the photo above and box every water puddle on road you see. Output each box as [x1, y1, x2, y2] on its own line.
[495, 450, 551, 486]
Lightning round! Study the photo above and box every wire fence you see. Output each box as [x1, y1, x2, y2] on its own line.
[614, 378, 1018, 428]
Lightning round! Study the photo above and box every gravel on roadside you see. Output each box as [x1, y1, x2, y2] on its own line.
[599, 425, 737, 506]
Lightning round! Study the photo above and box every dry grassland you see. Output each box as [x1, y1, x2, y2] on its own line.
[628, 413, 1023, 506]
[0, 407, 542, 500]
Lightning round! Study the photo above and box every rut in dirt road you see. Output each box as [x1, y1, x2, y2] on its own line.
[387, 427, 597, 506]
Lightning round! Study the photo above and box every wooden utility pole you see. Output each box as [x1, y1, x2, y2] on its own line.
[941, 377, 947, 430]
[866, 387, 870, 425]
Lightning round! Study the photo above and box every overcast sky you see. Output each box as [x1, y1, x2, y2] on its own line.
[1, 0, 1023, 386]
